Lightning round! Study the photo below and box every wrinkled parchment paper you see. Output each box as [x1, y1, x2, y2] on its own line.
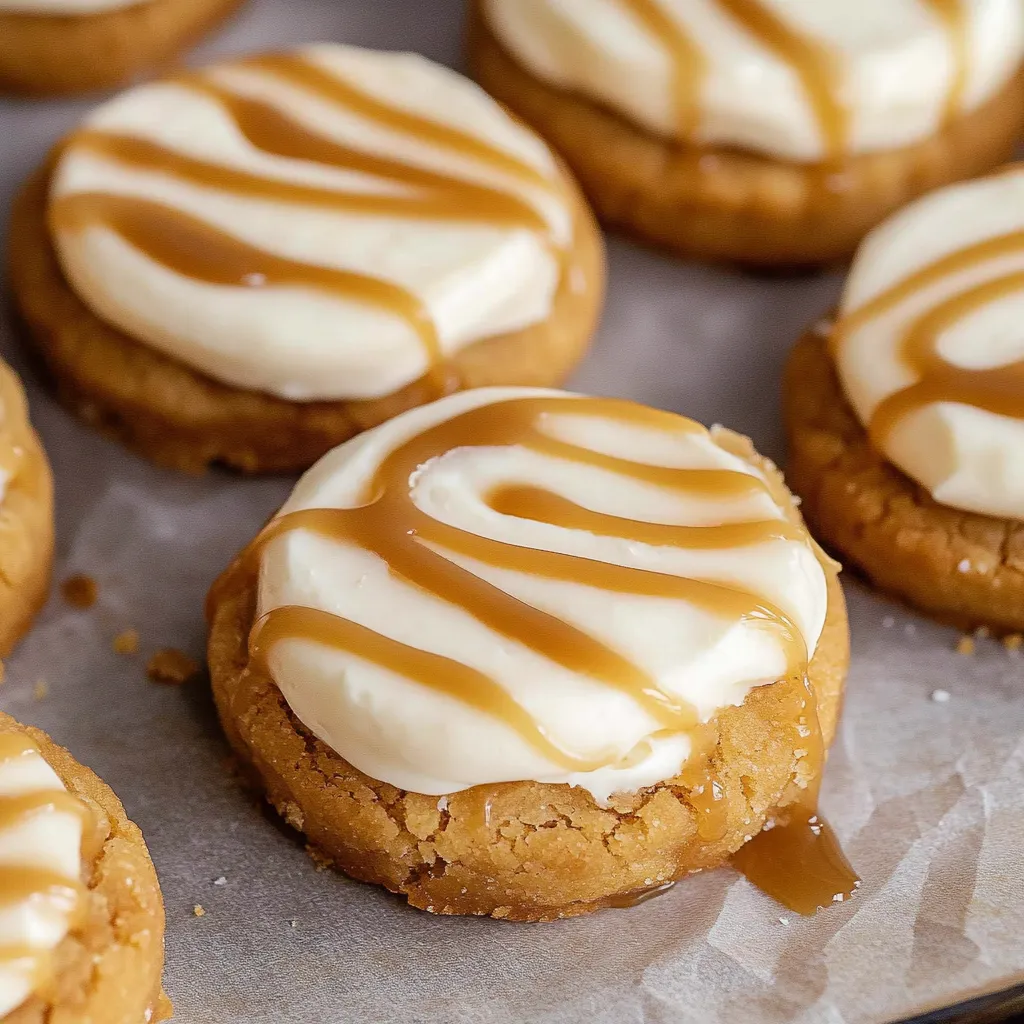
[2, 2, 1023, 1020]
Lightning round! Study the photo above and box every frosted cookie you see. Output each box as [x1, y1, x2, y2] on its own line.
[0, 0, 242, 96]
[9, 45, 604, 474]
[0, 358, 52, 658]
[785, 166, 1024, 631]
[468, 0, 1024, 267]
[0, 713, 167, 1022]
[208, 387, 855, 921]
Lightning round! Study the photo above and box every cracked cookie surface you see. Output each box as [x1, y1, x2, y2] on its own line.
[207, 430, 849, 921]
[0, 713, 168, 1023]
[784, 331, 1024, 631]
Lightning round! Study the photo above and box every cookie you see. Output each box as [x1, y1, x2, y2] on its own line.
[468, 0, 1024, 267]
[0, 358, 53, 658]
[784, 166, 1024, 631]
[0, 712, 167, 1022]
[0, 0, 242, 96]
[208, 388, 852, 920]
[9, 45, 604, 474]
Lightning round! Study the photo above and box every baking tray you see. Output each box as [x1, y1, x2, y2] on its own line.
[2, 2, 1023, 1021]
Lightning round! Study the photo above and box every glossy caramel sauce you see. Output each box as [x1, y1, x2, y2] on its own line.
[0, 732, 89, 997]
[214, 394, 858, 914]
[830, 226, 1024, 450]
[618, 0, 970, 163]
[48, 52, 564, 392]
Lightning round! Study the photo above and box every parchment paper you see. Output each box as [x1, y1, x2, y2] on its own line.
[2, 2, 1023, 1021]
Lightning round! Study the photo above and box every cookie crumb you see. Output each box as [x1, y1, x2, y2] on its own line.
[146, 648, 199, 685]
[33, 679, 48, 701]
[881, 616, 895, 629]
[305, 845, 332, 872]
[213, 876, 227, 887]
[1003, 634, 1022, 653]
[289, 919, 298, 929]
[931, 689, 951, 703]
[61, 573, 98, 609]
[974, 626, 991, 640]
[193, 905, 206, 918]
[113, 629, 139, 655]
[956, 636, 975, 656]
[779, 917, 789, 926]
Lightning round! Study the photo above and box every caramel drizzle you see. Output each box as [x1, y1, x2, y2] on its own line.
[216, 394, 857, 912]
[617, 0, 970, 163]
[830, 228, 1024, 447]
[49, 52, 562, 390]
[0, 732, 88, 998]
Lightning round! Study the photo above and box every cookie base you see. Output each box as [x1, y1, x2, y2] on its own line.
[0, 359, 53, 659]
[207, 429, 849, 921]
[466, 3, 1024, 267]
[0, 0, 243, 96]
[9, 163, 604, 475]
[784, 330, 1024, 632]
[1, 713, 167, 1023]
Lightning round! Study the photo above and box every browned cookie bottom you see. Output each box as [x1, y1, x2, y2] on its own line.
[466, 2, 1024, 267]
[207, 429, 849, 921]
[9, 163, 604, 474]
[784, 330, 1024, 632]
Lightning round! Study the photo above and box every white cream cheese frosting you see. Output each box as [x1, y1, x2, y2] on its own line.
[833, 167, 1024, 522]
[49, 44, 571, 402]
[254, 387, 829, 804]
[481, 0, 1024, 163]
[0, 730, 86, 1018]
[0, 0, 139, 13]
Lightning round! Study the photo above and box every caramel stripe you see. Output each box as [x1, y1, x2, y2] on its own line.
[49, 192, 444, 375]
[716, 0, 847, 163]
[250, 606, 610, 770]
[243, 53, 555, 190]
[831, 228, 1024, 446]
[619, 0, 971, 163]
[618, 0, 708, 137]
[923, 0, 969, 122]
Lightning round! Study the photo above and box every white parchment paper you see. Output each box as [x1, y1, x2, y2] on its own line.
[2, 2, 1023, 1021]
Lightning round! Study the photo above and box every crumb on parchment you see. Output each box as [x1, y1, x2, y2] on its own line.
[1004, 634, 1023, 653]
[956, 636, 975, 656]
[33, 679, 48, 700]
[61, 574, 98, 609]
[113, 629, 140, 655]
[193, 905, 206, 918]
[146, 649, 200, 685]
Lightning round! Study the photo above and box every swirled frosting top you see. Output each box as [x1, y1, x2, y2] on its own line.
[49, 45, 572, 402]
[482, 0, 1024, 163]
[247, 387, 829, 804]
